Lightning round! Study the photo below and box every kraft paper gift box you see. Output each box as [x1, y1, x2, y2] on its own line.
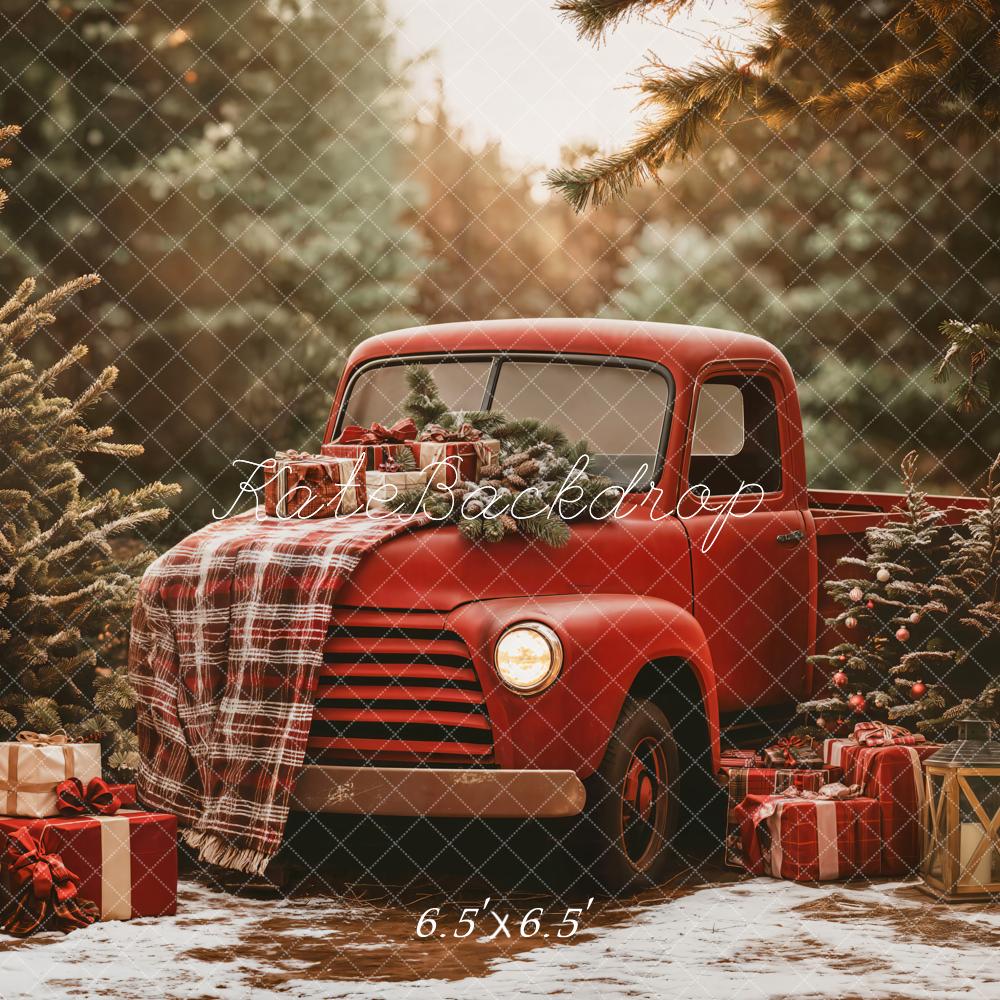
[364, 468, 428, 512]
[410, 435, 501, 487]
[720, 763, 843, 867]
[0, 810, 178, 921]
[737, 792, 882, 882]
[0, 736, 102, 818]
[263, 452, 365, 518]
[852, 743, 941, 876]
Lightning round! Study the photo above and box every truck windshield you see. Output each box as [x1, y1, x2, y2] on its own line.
[339, 355, 671, 488]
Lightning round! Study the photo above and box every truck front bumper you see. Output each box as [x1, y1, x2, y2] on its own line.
[291, 765, 586, 819]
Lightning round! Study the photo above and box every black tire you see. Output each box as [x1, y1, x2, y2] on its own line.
[582, 697, 680, 893]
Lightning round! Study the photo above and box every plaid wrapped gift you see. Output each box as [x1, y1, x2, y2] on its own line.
[0, 810, 177, 920]
[321, 418, 417, 471]
[0, 733, 102, 818]
[737, 790, 882, 882]
[721, 763, 843, 867]
[852, 721, 927, 747]
[761, 735, 823, 768]
[411, 424, 501, 487]
[853, 743, 941, 875]
[719, 749, 761, 768]
[823, 737, 865, 773]
[365, 468, 429, 512]
[263, 452, 365, 519]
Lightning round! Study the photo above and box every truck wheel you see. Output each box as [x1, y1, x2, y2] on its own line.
[584, 697, 679, 892]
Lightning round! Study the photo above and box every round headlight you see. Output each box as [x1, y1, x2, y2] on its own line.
[494, 622, 563, 694]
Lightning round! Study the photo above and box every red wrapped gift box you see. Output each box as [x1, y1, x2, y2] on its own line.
[737, 792, 882, 882]
[0, 810, 177, 921]
[321, 418, 418, 472]
[720, 763, 843, 867]
[263, 453, 365, 518]
[321, 440, 412, 473]
[107, 783, 137, 808]
[852, 743, 941, 876]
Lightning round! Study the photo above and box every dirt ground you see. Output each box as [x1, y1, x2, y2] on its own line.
[1, 815, 998, 999]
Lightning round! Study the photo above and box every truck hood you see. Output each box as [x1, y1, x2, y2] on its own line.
[335, 518, 691, 610]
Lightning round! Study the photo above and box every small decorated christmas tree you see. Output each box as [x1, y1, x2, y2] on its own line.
[799, 452, 949, 728]
[890, 456, 1000, 733]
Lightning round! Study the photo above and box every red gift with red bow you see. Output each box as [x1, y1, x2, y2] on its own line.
[321, 418, 418, 471]
[0, 826, 98, 936]
[0, 808, 177, 922]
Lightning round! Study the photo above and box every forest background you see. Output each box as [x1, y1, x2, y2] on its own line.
[2, 0, 997, 541]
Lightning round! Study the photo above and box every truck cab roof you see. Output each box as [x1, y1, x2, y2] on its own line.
[343, 318, 789, 383]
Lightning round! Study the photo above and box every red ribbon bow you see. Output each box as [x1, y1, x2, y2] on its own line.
[766, 735, 817, 766]
[1, 827, 98, 936]
[55, 776, 121, 816]
[337, 417, 417, 446]
[417, 422, 483, 443]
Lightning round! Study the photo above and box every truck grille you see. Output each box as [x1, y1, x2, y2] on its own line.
[307, 608, 494, 766]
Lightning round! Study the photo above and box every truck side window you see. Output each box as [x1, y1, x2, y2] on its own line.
[688, 374, 782, 495]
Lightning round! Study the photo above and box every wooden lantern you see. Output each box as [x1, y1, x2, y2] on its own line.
[921, 718, 1000, 902]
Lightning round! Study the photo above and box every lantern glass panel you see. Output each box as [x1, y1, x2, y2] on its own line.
[957, 776, 1000, 889]
[925, 772, 945, 878]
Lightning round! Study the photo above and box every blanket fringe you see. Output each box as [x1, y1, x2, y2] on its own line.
[182, 829, 272, 876]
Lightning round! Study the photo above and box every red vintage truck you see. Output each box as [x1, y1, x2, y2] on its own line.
[290, 318, 977, 888]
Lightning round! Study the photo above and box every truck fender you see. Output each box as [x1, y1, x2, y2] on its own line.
[448, 595, 720, 777]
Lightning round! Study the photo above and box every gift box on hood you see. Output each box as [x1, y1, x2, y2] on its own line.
[321, 418, 418, 472]
[409, 423, 500, 487]
[263, 452, 365, 519]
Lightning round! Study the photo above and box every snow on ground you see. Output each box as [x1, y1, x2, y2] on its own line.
[0, 876, 998, 999]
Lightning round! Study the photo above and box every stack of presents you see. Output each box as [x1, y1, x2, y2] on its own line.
[724, 722, 938, 882]
[262, 418, 501, 518]
[0, 731, 177, 937]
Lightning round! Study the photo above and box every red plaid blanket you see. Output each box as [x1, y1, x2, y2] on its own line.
[128, 511, 427, 874]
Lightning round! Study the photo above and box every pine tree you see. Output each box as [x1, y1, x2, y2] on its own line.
[890, 455, 1000, 733]
[549, 1, 1000, 209]
[0, 0, 417, 530]
[798, 452, 949, 726]
[0, 126, 179, 772]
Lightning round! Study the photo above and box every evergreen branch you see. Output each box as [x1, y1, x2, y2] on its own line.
[548, 55, 758, 210]
[553, 0, 695, 43]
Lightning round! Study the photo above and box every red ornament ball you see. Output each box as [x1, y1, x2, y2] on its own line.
[833, 670, 849, 688]
[848, 587, 864, 603]
[838, 654, 847, 663]
[895, 627, 910, 642]
[848, 692, 866, 713]
[866, 600, 875, 610]
[844, 616, 858, 629]
[911, 680, 927, 699]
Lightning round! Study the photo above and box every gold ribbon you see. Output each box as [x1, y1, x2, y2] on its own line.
[16, 730, 69, 746]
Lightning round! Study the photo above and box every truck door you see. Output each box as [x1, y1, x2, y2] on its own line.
[680, 366, 811, 713]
